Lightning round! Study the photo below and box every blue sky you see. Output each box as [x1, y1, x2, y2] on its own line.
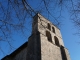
[60, 11, 80, 60]
[0, 0, 80, 60]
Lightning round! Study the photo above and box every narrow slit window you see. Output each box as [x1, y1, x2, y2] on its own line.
[46, 31, 52, 43]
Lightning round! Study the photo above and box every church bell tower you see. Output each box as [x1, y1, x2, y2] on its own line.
[26, 13, 71, 60]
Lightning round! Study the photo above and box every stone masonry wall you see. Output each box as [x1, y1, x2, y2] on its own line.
[13, 48, 27, 60]
[40, 34, 62, 60]
[37, 14, 64, 46]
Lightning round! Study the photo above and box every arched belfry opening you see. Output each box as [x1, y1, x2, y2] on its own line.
[46, 31, 52, 43]
[47, 23, 51, 30]
[52, 27, 55, 33]
[54, 36, 60, 46]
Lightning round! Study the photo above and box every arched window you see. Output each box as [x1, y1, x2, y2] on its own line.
[60, 46, 67, 60]
[52, 27, 55, 33]
[47, 23, 51, 30]
[46, 31, 52, 43]
[54, 36, 60, 46]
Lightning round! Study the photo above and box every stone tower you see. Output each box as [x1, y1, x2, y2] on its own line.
[2, 13, 70, 60]
[26, 13, 70, 60]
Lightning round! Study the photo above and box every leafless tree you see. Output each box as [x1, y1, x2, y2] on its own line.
[70, 0, 80, 35]
[0, 0, 80, 56]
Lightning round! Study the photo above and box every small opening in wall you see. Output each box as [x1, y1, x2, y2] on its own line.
[54, 36, 60, 46]
[52, 27, 55, 33]
[46, 31, 52, 43]
[60, 45, 67, 60]
[47, 23, 51, 30]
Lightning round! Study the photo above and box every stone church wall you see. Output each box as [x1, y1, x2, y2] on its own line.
[13, 47, 27, 60]
[40, 34, 62, 60]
